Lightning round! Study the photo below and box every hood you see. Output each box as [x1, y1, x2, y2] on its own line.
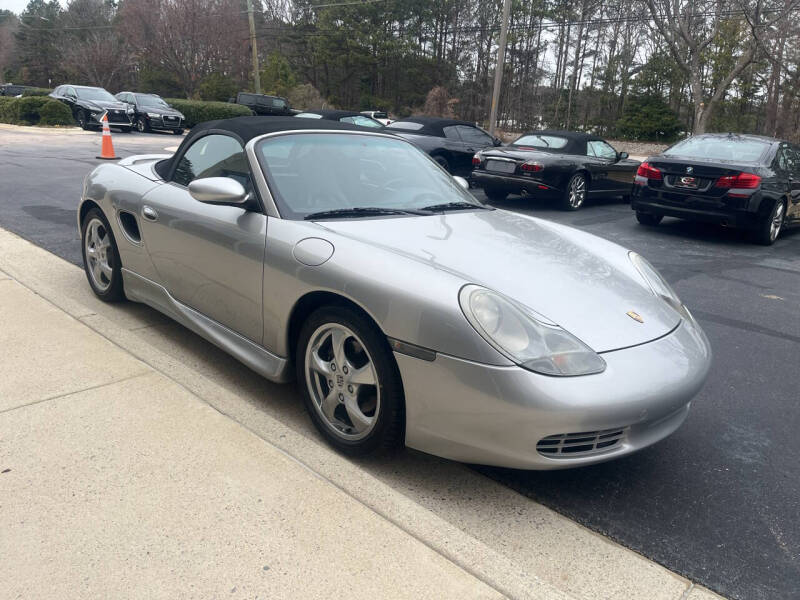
[319, 210, 680, 353]
[85, 99, 128, 112]
[142, 106, 182, 117]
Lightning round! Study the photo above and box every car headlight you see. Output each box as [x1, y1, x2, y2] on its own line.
[459, 285, 606, 376]
[628, 252, 692, 320]
[147, 112, 160, 118]
[126, 106, 134, 114]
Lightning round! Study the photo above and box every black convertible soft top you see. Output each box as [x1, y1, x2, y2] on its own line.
[386, 116, 478, 137]
[511, 130, 602, 155]
[156, 116, 369, 178]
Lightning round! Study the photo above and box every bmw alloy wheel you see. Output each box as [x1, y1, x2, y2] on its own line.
[770, 201, 785, 242]
[304, 323, 380, 441]
[84, 217, 114, 292]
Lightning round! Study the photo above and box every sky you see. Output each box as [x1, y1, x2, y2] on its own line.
[1, 0, 67, 15]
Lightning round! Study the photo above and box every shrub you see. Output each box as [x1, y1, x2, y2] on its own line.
[288, 83, 326, 111]
[163, 98, 252, 128]
[615, 95, 682, 142]
[0, 96, 14, 122]
[38, 99, 74, 126]
[197, 73, 238, 102]
[14, 96, 50, 125]
[21, 87, 52, 97]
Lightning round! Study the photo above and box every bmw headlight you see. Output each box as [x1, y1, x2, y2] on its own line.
[459, 285, 606, 376]
[629, 252, 692, 320]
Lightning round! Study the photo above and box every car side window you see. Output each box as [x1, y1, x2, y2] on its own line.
[172, 134, 252, 192]
[66, 86, 76, 98]
[442, 126, 461, 141]
[588, 140, 617, 160]
[455, 125, 492, 146]
[775, 147, 790, 172]
[790, 147, 800, 178]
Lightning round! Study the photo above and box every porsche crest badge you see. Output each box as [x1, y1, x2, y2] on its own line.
[626, 310, 644, 323]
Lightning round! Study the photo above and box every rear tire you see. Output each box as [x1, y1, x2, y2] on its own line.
[484, 187, 507, 202]
[81, 208, 125, 302]
[432, 154, 451, 173]
[561, 173, 587, 210]
[636, 211, 663, 226]
[752, 199, 785, 245]
[296, 306, 405, 457]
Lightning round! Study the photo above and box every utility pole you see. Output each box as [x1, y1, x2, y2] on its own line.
[246, 0, 261, 94]
[488, 0, 512, 136]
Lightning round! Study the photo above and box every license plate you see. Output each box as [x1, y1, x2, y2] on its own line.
[675, 176, 698, 188]
[486, 160, 516, 174]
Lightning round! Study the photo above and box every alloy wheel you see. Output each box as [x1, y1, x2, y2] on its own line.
[569, 175, 586, 208]
[304, 323, 380, 441]
[84, 218, 113, 292]
[770, 201, 785, 242]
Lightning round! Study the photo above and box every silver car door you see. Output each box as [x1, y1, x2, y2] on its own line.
[138, 133, 266, 343]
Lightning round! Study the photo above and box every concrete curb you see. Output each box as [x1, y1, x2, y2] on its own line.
[0, 227, 726, 600]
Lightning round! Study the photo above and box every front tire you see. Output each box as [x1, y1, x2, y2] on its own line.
[81, 208, 125, 302]
[636, 211, 663, 226]
[296, 306, 405, 456]
[136, 117, 149, 133]
[76, 109, 90, 130]
[562, 173, 587, 210]
[753, 199, 785, 245]
[174, 128, 184, 135]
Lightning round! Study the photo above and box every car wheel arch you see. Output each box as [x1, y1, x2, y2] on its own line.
[286, 290, 390, 365]
[79, 199, 103, 228]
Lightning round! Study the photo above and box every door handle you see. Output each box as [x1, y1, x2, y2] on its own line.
[142, 205, 158, 221]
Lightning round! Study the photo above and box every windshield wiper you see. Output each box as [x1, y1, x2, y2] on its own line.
[304, 207, 423, 220]
[419, 202, 490, 213]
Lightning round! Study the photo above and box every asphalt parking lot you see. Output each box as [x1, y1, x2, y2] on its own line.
[1, 126, 798, 600]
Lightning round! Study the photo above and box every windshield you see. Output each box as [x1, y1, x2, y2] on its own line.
[76, 88, 117, 102]
[664, 136, 770, 162]
[340, 115, 383, 128]
[513, 134, 569, 149]
[256, 133, 481, 220]
[136, 94, 169, 108]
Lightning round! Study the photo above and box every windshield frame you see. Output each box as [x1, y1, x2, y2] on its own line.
[247, 129, 483, 221]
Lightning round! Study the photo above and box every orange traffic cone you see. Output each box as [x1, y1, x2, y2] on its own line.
[96, 112, 119, 160]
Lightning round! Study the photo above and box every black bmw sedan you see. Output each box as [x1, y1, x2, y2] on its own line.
[115, 92, 185, 134]
[472, 131, 640, 210]
[631, 134, 800, 245]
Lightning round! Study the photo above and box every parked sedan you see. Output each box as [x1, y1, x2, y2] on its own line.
[77, 116, 710, 470]
[115, 92, 185, 134]
[473, 131, 640, 210]
[632, 133, 800, 245]
[49, 85, 133, 131]
[295, 109, 384, 128]
[385, 117, 501, 176]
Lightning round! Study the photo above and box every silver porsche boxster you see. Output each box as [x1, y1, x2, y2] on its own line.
[78, 117, 712, 469]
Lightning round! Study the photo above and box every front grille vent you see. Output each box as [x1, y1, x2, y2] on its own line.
[537, 427, 628, 458]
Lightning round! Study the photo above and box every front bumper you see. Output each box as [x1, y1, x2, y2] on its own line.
[89, 111, 133, 128]
[397, 317, 711, 470]
[472, 171, 560, 196]
[146, 115, 183, 130]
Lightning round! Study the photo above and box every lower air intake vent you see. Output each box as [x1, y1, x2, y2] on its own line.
[537, 427, 628, 458]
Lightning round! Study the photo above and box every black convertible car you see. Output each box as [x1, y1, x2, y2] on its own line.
[472, 131, 640, 210]
[49, 85, 134, 131]
[631, 133, 800, 245]
[385, 117, 502, 176]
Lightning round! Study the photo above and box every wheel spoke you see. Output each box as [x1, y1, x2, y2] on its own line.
[99, 261, 113, 279]
[91, 261, 104, 284]
[320, 389, 340, 421]
[349, 364, 375, 386]
[308, 350, 332, 376]
[343, 396, 372, 433]
[330, 328, 348, 368]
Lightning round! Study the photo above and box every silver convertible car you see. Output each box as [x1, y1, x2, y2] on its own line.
[78, 117, 712, 469]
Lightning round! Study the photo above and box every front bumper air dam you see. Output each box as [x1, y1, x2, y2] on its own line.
[397, 317, 711, 470]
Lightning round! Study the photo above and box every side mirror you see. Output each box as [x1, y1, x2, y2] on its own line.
[617, 151, 629, 161]
[188, 177, 248, 205]
[453, 176, 470, 190]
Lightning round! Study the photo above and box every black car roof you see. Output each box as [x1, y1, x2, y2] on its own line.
[510, 130, 604, 154]
[157, 116, 375, 178]
[388, 116, 477, 136]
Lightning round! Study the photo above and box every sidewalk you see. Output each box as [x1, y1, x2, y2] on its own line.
[0, 227, 724, 599]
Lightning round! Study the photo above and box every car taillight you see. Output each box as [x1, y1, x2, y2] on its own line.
[715, 172, 761, 189]
[521, 161, 543, 172]
[636, 162, 662, 180]
[472, 155, 481, 166]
